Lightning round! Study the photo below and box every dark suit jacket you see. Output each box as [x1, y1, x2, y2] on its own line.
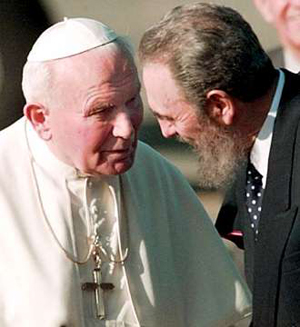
[216, 70, 300, 326]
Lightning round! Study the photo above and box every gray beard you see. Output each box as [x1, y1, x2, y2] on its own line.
[180, 120, 249, 191]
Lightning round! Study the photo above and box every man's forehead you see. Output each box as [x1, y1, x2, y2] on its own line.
[62, 49, 140, 108]
[85, 46, 138, 80]
[52, 43, 136, 78]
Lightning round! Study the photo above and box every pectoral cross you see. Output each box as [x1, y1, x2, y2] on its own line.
[81, 243, 114, 320]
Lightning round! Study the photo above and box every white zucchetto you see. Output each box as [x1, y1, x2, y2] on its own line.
[27, 17, 118, 62]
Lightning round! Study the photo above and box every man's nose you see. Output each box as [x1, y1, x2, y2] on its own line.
[112, 111, 134, 139]
[159, 120, 176, 138]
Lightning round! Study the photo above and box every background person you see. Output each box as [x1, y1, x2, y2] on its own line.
[253, 0, 300, 72]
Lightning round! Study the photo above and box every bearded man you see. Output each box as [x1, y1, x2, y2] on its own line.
[0, 17, 251, 326]
[139, 3, 300, 326]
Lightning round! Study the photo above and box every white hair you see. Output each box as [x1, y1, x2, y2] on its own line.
[22, 60, 52, 105]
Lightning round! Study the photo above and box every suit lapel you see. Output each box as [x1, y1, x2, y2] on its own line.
[257, 70, 300, 240]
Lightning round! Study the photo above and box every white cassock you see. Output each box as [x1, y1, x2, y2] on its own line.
[0, 118, 252, 327]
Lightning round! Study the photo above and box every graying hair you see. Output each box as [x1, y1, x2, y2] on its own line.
[139, 2, 276, 115]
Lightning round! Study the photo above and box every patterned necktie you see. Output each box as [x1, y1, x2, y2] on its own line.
[245, 162, 264, 238]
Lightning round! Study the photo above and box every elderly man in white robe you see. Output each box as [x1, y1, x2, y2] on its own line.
[0, 18, 251, 327]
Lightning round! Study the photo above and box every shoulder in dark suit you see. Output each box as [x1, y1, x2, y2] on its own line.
[216, 70, 300, 326]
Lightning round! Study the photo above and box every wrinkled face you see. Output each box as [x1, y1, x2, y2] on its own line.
[47, 45, 143, 176]
[142, 62, 247, 189]
[262, 0, 300, 50]
[142, 63, 201, 143]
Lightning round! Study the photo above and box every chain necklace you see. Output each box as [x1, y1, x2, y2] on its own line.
[24, 120, 129, 265]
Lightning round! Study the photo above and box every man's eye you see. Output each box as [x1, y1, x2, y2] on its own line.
[89, 104, 114, 116]
[127, 96, 137, 105]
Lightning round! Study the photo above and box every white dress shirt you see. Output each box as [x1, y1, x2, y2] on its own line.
[284, 49, 300, 73]
[250, 69, 285, 188]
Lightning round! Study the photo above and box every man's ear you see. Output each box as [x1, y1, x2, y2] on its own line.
[253, 0, 274, 23]
[205, 90, 235, 126]
[23, 103, 52, 140]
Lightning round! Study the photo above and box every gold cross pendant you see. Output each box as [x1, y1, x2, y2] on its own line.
[82, 267, 115, 320]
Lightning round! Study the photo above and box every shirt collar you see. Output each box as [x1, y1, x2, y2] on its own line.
[283, 48, 300, 74]
[250, 69, 285, 188]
